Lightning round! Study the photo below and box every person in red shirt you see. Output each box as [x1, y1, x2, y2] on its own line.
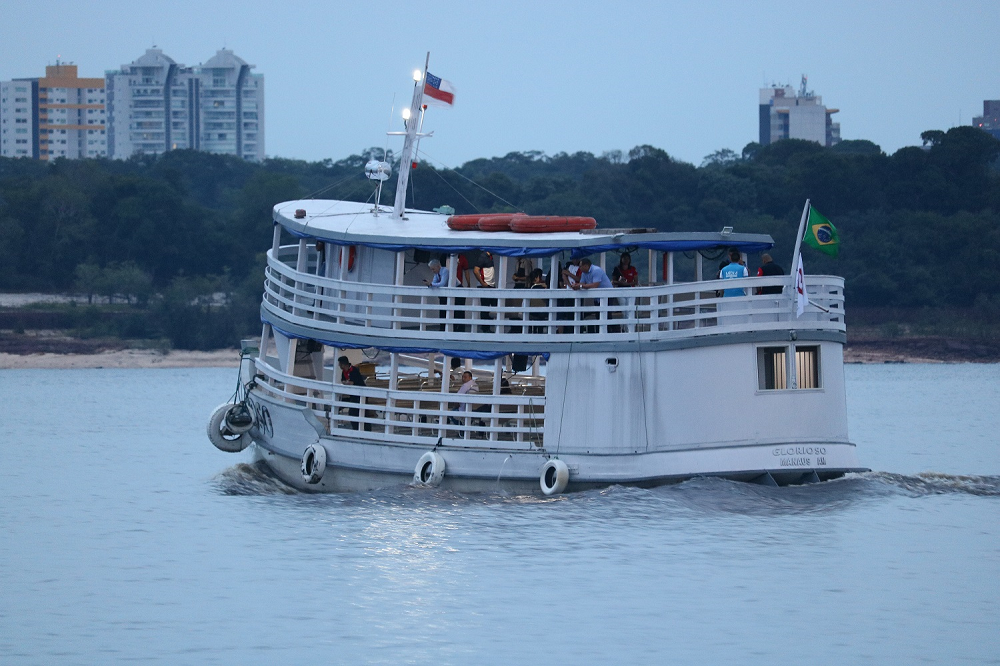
[612, 252, 638, 287]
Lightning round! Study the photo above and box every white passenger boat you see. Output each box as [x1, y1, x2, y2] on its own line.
[206, 59, 865, 493]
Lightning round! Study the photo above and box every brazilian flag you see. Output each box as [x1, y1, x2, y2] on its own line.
[803, 206, 840, 256]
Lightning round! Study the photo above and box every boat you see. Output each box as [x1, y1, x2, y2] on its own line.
[206, 57, 865, 493]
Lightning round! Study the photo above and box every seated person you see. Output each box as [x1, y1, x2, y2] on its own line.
[448, 371, 479, 424]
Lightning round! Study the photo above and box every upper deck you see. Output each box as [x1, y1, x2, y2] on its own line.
[262, 200, 846, 355]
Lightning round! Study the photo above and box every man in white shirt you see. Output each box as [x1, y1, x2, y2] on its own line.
[448, 371, 479, 424]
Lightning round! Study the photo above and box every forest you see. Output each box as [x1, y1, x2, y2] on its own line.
[1, 125, 998, 349]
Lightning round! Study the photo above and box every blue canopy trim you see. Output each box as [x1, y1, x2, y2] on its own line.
[266, 321, 549, 361]
[569, 240, 774, 258]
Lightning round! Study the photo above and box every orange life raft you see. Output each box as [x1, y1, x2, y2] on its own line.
[509, 216, 597, 233]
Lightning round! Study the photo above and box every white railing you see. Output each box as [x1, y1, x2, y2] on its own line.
[263, 247, 845, 344]
[251, 358, 545, 449]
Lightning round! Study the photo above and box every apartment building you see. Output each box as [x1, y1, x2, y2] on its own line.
[1, 63, 107, 159]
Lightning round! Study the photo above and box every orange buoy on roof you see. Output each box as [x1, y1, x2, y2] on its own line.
[446, 215, 481, 231]
[477, 213, 526, 232]
[510, 216, 597, 233]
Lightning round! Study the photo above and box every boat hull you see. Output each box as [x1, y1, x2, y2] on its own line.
[247, 391, 865, 493]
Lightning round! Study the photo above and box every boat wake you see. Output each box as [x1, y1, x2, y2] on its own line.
[214, 462, 298, 495]
[855, 471, 1000, 497]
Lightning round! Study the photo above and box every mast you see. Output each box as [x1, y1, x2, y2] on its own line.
[391, 53, 430, 220]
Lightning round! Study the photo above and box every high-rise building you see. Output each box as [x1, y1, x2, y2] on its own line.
[106, 47, 264, 161]
[759, 76, 840, 147]
[972, 100, 1000, 141]
[1, 63, 107, 160]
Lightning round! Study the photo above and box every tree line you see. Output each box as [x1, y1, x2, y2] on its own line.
[0, 126, 997, 348]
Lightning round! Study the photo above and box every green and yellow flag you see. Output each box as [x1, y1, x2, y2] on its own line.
[803, 206, 840, 256]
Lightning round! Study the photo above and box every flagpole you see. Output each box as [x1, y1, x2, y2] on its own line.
[787, 199, 811, 389]
[790, 199, 810, 274]
[391, 52, 430, 220]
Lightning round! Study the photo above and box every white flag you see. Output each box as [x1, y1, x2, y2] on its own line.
[795, 254, 807, 317]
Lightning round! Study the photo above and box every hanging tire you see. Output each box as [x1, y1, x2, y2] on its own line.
[301, 444, 327, 485]
[413, 451, 446, 487]
[223, 403, 254, 434]
[540, 459, 569, 495]
[207, 403, 252, 453]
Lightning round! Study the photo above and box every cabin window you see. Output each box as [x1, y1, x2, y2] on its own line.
[757, 346, 787, 390]
[796, 345, 820, 389]
[757, 345, 821, 390]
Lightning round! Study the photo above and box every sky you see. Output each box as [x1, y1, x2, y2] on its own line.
[2, 0, 997, 169]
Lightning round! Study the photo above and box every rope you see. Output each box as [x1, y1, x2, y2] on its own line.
[416, 148, 522, 212]
[303, 172, 366, 200]
[552, 342, 575, 457]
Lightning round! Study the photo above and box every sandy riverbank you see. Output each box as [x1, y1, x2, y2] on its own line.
[0, 349, 242, 369]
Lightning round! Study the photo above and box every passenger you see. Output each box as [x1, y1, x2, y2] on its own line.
[611, 252, 638, 287]
[720, 248, 749, 296]
[448, 370, 479, 424]
[315, 240, 326, 276]
[456, 253, 470, 287]
[473, 251, 497, 331]
[512, 257, 534, 289]
[454, 254, 469, 331]
[338, 355, 368, 431]
[424, 258, 449, 288]
[473, 250, 496, 288]
[554, 260, 577, 332]
[715, 260, 729, 297]
[756, 253, 785, 294]
[528, 268, 548, 334]
[561, 257, 582, 288]
[572, 258, 614, 291]
[573, 258, 616, 332]
[424, 259, 450, 330]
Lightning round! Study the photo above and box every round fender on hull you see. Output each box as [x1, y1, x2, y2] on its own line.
[223, 403, 254, 434]
[540, 459, 570, 495]
[300, 444, 327, 485]
[207, 403, 252, 453]
[413, 451, 446, 487]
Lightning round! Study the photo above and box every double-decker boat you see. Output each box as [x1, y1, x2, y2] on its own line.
[206, 59, 865, 493]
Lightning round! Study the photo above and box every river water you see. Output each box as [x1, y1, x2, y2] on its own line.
[1, 364, 998, 664]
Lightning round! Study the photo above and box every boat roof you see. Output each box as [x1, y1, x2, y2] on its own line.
[274, 199, 774, 258]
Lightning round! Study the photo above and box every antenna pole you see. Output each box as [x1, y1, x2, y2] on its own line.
[392, 52, 430, 220]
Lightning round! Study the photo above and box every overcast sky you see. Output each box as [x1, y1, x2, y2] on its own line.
[3, 0, 996, 168]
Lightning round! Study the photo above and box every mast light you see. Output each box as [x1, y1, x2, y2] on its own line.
[402, 108, 411, 120]
[413, 69, 423, 82]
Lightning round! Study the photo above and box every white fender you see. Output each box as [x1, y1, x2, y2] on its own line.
[207, 403, 251, 453]
[223, 403, 254, 434]
[413, 451, 446, 487]
[300, 444, 327, 485]
[540, 459, 570, 495]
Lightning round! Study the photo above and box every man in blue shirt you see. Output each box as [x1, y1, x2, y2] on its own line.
[572, 258, 613, 290]
[425, 259, 449, 288]
[720, 248, 748, 296]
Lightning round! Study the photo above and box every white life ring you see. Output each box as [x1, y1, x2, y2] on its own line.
[413, 451, 446, 487]
[300, 444, 327, 485]
[540, 459, 569, 495]
[207, 403, 252, 453]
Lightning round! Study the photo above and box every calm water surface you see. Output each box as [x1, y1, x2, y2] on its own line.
[1, 364, 998, 664]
